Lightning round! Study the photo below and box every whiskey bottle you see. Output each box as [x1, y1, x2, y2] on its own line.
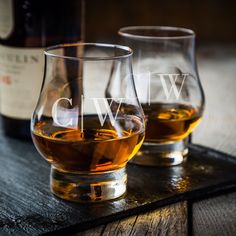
[0, 0, 84, 139]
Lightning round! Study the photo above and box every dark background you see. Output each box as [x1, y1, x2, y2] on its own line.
[85, 0, 236, 44]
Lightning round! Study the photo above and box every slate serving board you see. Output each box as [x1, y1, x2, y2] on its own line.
[0, 132, 236, 236]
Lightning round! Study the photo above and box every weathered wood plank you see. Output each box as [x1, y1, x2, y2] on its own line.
[74, 225, 105, 236]
[193, 192, 236, 236]
[128, 202, 187, 236]
[76, 202, 188, 236]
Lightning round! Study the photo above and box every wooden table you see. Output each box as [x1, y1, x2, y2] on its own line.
[75, 46, 236, 236]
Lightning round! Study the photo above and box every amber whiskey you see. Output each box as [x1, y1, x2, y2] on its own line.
[142, 103, 201, 143]
[32, 115, 144, 172]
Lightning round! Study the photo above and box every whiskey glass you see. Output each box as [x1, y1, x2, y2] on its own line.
[119, 26, 205, 166]
[31, 43, 145, 202]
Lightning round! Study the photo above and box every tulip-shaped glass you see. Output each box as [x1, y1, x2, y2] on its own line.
[31, 43, 145, 202]
[119, 26, 205, 166]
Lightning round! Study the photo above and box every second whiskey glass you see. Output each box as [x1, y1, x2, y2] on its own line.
[31, 43, 145, 202]
[119, 26, 205, 166]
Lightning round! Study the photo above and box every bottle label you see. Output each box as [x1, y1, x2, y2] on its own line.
[0, 0, 14, 39]
[0, 45, 44, 119]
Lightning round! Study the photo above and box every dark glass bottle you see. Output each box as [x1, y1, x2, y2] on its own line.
[0, 0, 85, 139]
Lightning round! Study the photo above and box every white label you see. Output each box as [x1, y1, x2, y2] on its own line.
[0, 45, 44, 119]
[0, 0, 14, 39]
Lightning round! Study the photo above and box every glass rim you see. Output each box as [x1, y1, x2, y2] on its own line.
[44, 42, 133, 61]
[118, 26, 195, 40]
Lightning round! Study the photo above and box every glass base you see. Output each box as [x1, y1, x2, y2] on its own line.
[130, 140, 188, 167]
[50, 167, 127, 202]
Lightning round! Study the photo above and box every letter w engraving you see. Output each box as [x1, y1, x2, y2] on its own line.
[92, 98, 123, 126]
[159, 73, 188, 100]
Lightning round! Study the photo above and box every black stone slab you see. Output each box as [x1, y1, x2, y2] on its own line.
[0, 132, 236, 235]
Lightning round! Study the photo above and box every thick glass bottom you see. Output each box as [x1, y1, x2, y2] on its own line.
[50, 167, 127, 202]
[130, 139, 188, 166]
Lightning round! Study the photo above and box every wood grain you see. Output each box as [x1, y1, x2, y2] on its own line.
[1, 141, 235, 235]
[76, 202, 187, 236]
[193, 192, 236, 236]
